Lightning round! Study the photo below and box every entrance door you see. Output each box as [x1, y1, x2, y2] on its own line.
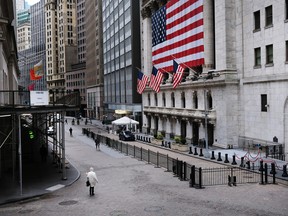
[208, 124, 214, 146]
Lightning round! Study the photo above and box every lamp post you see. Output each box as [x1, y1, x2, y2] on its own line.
[204, 88, 209, 158]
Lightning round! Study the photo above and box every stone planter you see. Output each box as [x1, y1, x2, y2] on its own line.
[171, 143, 189, 152]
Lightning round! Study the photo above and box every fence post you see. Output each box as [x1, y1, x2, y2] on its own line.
[282, 165, 288, 177]
[148, 149, 150, 164]
[126, 143, 128, 156]
[133, 145, 135, 158]
[271, 163, 276, 184]
[179, 161, 183, 181]
[246, 160, 250, 169]
[183, 162, 187, 180]
[189, 165, 195, 187]
[199, 167, 202, 189]
[155, 151, 160, 168]
[166, 154, 170, 172]
[260, 161, 264, 185]
[264, 163, 268, 184]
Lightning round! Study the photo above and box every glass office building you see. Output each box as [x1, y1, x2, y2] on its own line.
[102, 0, 141, 121]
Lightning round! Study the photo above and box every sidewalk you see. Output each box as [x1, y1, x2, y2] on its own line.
[1, 117, 287, 205]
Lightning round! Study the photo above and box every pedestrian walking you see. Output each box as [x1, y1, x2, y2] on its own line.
[69, 127, 73, 137]
[95, 136, 100, 150]
[86, 167, 99, 196]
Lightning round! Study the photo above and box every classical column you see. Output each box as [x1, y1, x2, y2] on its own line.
[165, 116, 172, 139]
[186, 120, 193, 144]
[175, 118, 181, 137]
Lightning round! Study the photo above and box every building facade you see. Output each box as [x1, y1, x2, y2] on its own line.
[45, 0, 77, 101]
[140, 0, 288, 159]
[102, 0, 142, 122]
[85, 0, 104, 120]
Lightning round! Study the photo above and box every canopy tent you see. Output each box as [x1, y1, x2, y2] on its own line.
[112, 116, 139, 133]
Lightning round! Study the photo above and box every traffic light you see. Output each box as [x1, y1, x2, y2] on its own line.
[28, 130, 35, 140]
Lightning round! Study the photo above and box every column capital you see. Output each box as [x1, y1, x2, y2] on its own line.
[141, 6, 152, 19]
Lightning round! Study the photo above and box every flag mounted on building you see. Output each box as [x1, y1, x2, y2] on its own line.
[152, 0, 204, 72]
[30, 60, 44, 80]
[149, 66, 163, 93]
[172, 59, 185, 89]
[27, 83, 35, 91]
[137, 70, 149, 94]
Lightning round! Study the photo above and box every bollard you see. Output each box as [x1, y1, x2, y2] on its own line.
[194, 147, 198, 155]
[189, 147, 193, 154]
[217, 152, 222, 161]
[168, 142, 171, 148]
[161, 140, 164, 146]
[199, 148, 204, 157]
[246, 161, 251, 169]
[224, 154, 229, 163]
[240, 157, 245, 168]
[148, 137, 151, 143]
[228, 175, 232, 186]
[231, 155, 237, 165]
[190, 165, 195, 188]
[183, 162, 187, 180]
[233, 176, 237, 186]
[282, 165, 288, 177]
[259, 160, 264, 171]
[211, 151, 216, 160]
[270, 163, 276, 175]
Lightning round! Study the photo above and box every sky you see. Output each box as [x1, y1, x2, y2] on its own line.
[26, 0, 40, 6]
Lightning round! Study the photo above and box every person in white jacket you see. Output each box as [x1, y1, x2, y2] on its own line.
[86, 167, 99, 196]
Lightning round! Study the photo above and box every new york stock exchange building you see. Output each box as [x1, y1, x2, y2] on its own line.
[139, 0, 288, 160]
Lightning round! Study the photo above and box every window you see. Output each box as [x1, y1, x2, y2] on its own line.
[265, 5, 273, 27]
[148, 94, 150, 106]
[181, 92, 185, 108]
[162, 93, 166, 107]
[171, 93, 175, 107]
[154, 93, 158, 106]
[193, 91, 198, 109]
[254, 10, 260, 31]
[254, 47, 261, 67]
[286, 41, 288, 62]
[261, 94, 268, 112]
[286, 0, 288, 20]
[266, 44, 273, 64]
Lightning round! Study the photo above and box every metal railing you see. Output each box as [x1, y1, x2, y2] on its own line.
[82, 128, 285, 188]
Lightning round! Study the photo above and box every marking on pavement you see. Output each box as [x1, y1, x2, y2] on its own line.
[46, 184, 65, 191]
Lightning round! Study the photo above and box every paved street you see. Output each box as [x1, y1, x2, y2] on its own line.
[0, 120, 288, 216]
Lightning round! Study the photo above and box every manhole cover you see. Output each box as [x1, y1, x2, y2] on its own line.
[144, 206, 163, 212]
[59, 200, 78, 206]
[110, 210, 128, 216]
[18, 209, 34, 214]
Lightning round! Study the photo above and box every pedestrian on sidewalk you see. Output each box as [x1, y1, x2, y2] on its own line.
[95, 136, 100, 150]
[69, 127, 73, 137]
[86, 167, 99, 196]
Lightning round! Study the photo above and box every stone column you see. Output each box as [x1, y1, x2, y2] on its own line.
[186, 120, 193, 144]
[165, 116, 171, 139]
[175, 118, 181, 137]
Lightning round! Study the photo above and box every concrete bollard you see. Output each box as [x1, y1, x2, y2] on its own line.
[193, 147, 198, 155]
[246, 161, 251, 169]
[240, 157, 245, 168]
[224, 154, 229, 163]
[282, 165, 288, 177]
[270, 163, 276, 174]
[217, 152, 222, 161]
[211, 151, 216, 160]
[199, 148, 204, 157]
[231, 155, 237, 165]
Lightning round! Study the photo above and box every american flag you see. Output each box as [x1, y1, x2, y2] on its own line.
[137, 70, 149, 94]
[152, 0, 204, 72]
[149, 66, 163, 93]
[172, 60, 185, 89]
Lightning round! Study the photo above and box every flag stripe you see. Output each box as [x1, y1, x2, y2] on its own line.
[152, 0, 204, 71]
[137, 70, 149, 94]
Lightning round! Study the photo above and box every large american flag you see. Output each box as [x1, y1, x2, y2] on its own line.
[152, 0, 204, 72]
[172, 60, 185, 89]
[137, 70, 149, 94]
[149, 66, 163, 93]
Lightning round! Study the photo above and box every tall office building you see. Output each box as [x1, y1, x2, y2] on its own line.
[16, 9, 31, 51]
[45, 0, 77, 99]
[102, 0, 142, 122]
[18, 0, 46, 91]
[85, 0, 104, 120]
[76, 0, 86, 63]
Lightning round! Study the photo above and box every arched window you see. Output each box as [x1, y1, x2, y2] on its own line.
[154, 93, 158, 106]
[148, 94, 150, 106]
[162, 92, 166, 107]
[193, 91, 198, 109]
[171, 92, 175, 107]
[207, 91, 213, 110]
[181, 92, 185, 108]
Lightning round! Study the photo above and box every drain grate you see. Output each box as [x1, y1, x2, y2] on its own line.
[59, 200, 78, 206]
[18, 209, 34, 214]
[110, 210, 129, 216]
[144, 206, 163, 212]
